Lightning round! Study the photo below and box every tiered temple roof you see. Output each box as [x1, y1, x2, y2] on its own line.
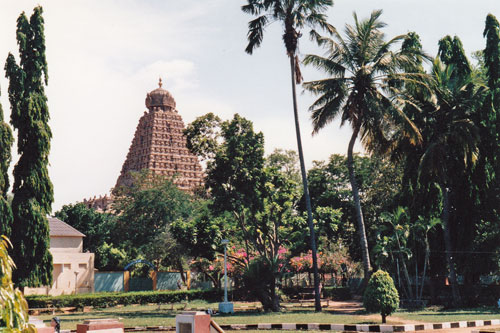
[115, 79, 204, 191]
[83, 79, 203, 211]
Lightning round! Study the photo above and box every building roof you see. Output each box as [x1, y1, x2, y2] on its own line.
[48, 217, 85, 237]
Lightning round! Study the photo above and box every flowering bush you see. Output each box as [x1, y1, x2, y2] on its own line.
[289, 245, 360, 282]
[191, 245, 292, 298]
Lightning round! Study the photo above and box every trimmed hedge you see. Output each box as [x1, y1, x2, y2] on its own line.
[26, 289, 221, 309]
[323, 286, 351, 300]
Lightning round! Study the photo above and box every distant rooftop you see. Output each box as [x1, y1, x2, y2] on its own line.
[48, 217, 85, 237]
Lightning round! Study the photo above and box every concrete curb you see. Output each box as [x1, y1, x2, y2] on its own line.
[122, 319, 500, 331]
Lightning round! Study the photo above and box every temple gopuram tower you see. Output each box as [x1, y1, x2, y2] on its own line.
[115, 79, 203, 191]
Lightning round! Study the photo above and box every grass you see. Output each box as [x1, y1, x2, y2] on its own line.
[396, 306, 500, 322]
[36, 301, 500, 330]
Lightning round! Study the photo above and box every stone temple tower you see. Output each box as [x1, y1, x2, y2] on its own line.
[115, 79, 203, 191]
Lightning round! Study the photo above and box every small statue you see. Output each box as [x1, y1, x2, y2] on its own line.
[51, 317, 61, 333]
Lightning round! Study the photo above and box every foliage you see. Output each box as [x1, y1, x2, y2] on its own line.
[0, 236, 35, 332]
[322, 287, 351, 300]
[241, 255, 288, 312]
[0, 87, 13, 237]
[190, 257, 224, 290]
[183, 112, 222, 161]
[170, 199, 223, 262]
[289, 244, 360, 286]
[112, 171, 192, 270]
[4, 6, 53, 288]
[363, 270, 399, 323]
[26, 289, 222, 309]
[242, 0, 335, 311]
[306, 154, 402, 263]
[95, 242, 128, 271]
[394, 35, 483, 305]
[266, 149, 301, 184]
[468, 13, 500, 281]
[304, 10, 428, 281]
[186, 113, 303, 310]
[54, 203, 118, 269]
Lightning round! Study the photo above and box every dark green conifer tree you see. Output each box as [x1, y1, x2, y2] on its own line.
[4, 6, 53, 288]
[0, 87, 14, 237]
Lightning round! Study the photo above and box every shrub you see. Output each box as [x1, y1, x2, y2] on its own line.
[241, 257, 280, 312]
[323, 286, 351, 300]
[26, 289, 221, 309]
[363, 270, 399, 323]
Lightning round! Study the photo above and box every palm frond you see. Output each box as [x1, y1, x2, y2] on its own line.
[245, 15, 270, 54]
[242, 1, 264, 15]
[303, 78, 348, 133]
[303, 54, 346, 77]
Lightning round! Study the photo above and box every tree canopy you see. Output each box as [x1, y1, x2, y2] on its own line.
[5, 6, 53, 288]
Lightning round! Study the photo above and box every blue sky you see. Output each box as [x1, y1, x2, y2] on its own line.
[0, 0, 499, 211]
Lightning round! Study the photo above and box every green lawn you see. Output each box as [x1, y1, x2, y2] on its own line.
[36, 302, 500, 331]
[396, 306, 500, 323]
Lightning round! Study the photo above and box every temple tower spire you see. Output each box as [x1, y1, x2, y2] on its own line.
[115, 80, 203, 191]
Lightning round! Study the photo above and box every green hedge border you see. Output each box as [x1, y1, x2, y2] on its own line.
[323, 286, 351, 300]
[26, 289, 221, 309]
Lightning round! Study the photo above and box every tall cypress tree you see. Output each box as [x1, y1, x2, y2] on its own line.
[0, 87, 14, 237]
[4, 6, 53, 288]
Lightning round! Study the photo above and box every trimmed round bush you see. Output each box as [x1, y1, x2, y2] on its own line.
[363, 270, 399, 323]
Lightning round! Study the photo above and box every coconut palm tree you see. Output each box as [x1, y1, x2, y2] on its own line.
[303, 10, 427, 283]
[242, 0, 334, 311]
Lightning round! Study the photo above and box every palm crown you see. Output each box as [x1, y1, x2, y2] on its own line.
[302, 10, 430, 280]
[303, 9, 427, 151]
[242, 0, 335, 56]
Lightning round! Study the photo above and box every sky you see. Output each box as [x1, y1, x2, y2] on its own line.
[0, 0, 499, 212]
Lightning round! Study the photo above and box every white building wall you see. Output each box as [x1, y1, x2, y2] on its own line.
[50, 236, 83, 253]
[25, 236, 94, 296]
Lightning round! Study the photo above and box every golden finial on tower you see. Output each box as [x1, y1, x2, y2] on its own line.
[159, 77, 163, 88]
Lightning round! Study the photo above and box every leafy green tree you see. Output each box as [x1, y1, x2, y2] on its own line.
[186, 113, 301, 311]
[303, 10, 426, 282]
[470, 14, 500, 279]
[241, 255, 288, 312]
[0, 88, 13, 237]
[423, 49, 481, 305]
[376, 207, 413, 299]
[4, 6, 53, 289]
[171, 200, 224, 261]
[306, 154, 402, 268]
[0, 236, 34, 332]
[112, 171, 192, 270]
[54, 203, 117, 257]
[266, 149, 301, 184]
[54, 203, 121, 270]
[208, 115, 294, 311]
[363, 270, 399, 323]
[242, 0, 335, 311]
[393, 35, 483, 305]
[95, 242, 128, 271]
[183, 112, 222, 162]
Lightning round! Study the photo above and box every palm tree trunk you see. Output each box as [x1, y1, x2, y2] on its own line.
[418, 236, 430, 300]
[347, 124, 372, 283]
[441, 185, 461, 306]
[289, 55, 321, 312]
[396, 241, 413, 300]
[394, 231, 413, 299]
